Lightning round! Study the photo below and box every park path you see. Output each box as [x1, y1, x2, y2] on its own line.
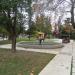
[0, 44, 62, 54]
[0, 38, 63, 54]
[72, 42, 75, 75]
[39, 40, 75, 75]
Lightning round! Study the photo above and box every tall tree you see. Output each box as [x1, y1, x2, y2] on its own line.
[70, 0, 75, 28]
[52, 0, 75, 29]
[35, 15, 52, 34]
[26, 0, 33, 40]
[0, 0, 26, 52]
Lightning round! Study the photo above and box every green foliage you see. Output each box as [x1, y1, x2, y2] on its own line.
[35, 15, 52, 34]
[59, 25, 71, 39]
[26, 21, 37, 35]
[0, 0, 33, 51]
[25, 0, 33, 39]
[0, 0, 27, 36]
[70, 30, 75, 39]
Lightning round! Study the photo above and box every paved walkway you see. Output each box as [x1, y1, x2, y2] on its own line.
[0, 44, 62, 54]
[39, 42, 73, 75]
[0, 38, 63, 54]
[72, 42, 75, 75]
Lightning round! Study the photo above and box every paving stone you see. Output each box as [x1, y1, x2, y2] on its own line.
[73, 62, 75, 67]
[39, 42, 73, 75]
[72, 67, 75, 73]
[72, 72, 75, 75]
[72, 42, 75, 75]
[0, 44, 61, 54]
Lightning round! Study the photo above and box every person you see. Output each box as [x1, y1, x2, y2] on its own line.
[41, 33, 45, 42]
[38, 34, 42, 45]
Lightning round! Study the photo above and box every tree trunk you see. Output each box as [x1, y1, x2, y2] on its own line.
[11, 34, 16, 52]
[11, 7, 17, 52]
[28, 34, 31, 40]
[70, 0, 75, 28]
[28, 2, 32, 41]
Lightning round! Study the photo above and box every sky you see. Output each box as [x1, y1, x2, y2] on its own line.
[24, 0, 73, 30]
[32, 0, 72, 24]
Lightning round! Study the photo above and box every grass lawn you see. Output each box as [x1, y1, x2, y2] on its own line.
[0, 37, 60, 45]
[0, 49, 55, 75]
[16, 37, 36, 42]
[0, 37, 36, 45]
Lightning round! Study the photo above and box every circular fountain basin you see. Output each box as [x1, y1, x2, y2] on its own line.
[17, 41, 64, 49]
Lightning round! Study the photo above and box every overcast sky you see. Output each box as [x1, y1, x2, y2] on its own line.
[32, 0, 72, 24]
[24, 0, 73, 30]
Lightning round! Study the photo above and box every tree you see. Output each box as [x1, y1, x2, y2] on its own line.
[0, 26, 8, 40]
[51, 0, 75, 29]
[70, 0, 75, 28]
[25, 0, 33, 40]
[26, 21, 37, 36]
[35, 15, 52, 35]
[0, 0, 26, 52]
